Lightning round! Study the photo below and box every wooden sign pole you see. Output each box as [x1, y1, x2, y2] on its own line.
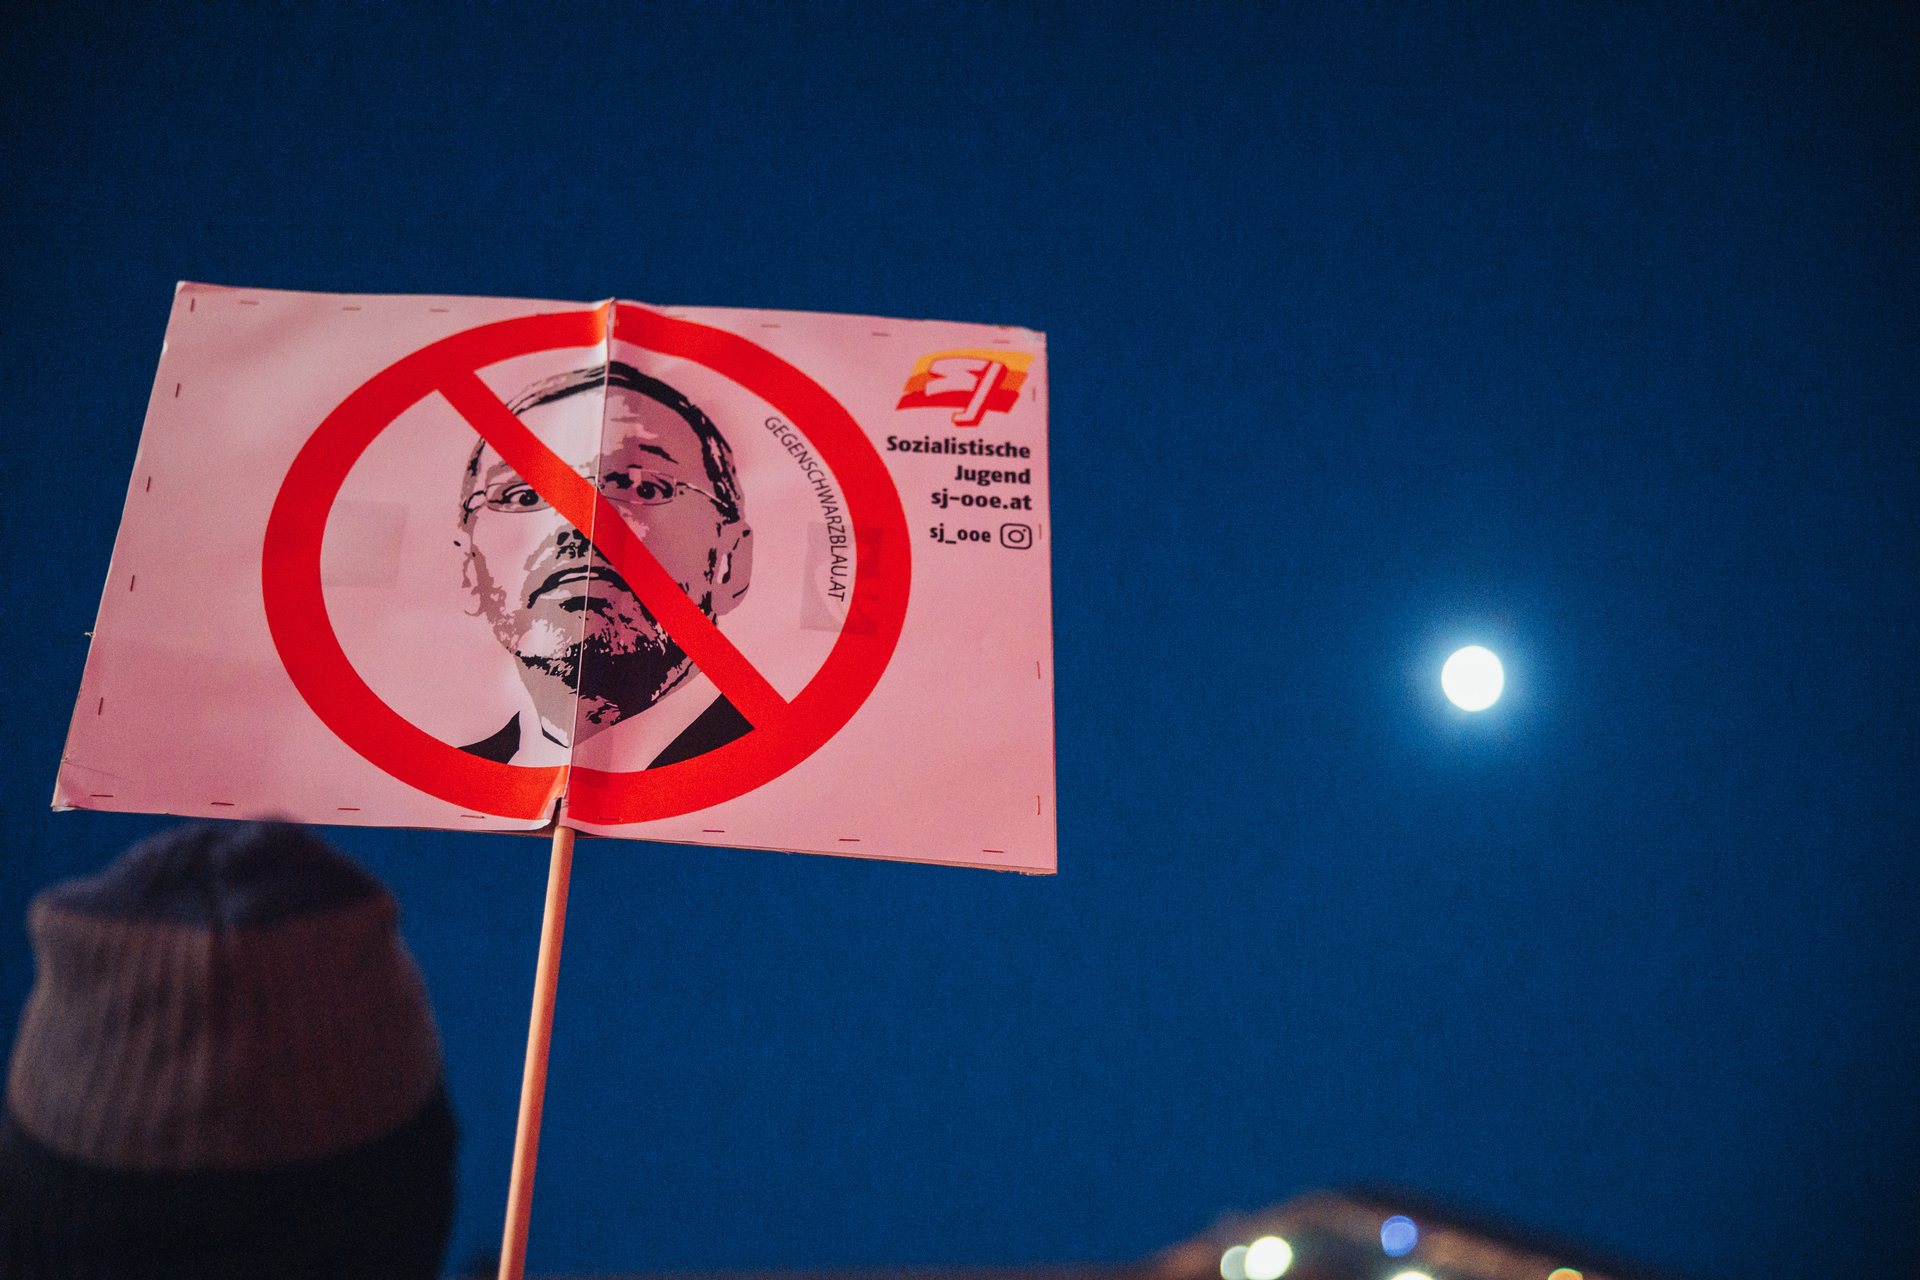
[498, 817, 577, 1280]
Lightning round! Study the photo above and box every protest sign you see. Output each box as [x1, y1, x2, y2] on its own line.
[56, 285, 1055, 873]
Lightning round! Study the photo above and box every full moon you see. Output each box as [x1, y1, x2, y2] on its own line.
[1442, 646, 1504, 711]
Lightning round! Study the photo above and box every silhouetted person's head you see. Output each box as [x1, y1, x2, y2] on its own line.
[1, 822, 456, 1279]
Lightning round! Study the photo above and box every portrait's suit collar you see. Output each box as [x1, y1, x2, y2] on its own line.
[459, 670, 745, 771]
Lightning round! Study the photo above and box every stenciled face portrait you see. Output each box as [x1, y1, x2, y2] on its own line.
[457, 364, 752, 744]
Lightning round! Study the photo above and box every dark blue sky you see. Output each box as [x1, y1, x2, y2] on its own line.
[3, 5, 1915, 1278]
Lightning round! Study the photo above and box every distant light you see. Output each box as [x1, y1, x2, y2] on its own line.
[1388, 1271, 1435, 1280]
[1219, 1245, 1248, 1280]
[1547, 1270, 1584, 1280]
[1380, 1215, 1418, 1257]
[1442, 645, 1504, 711]
[1244, 1235, 1294, 1280]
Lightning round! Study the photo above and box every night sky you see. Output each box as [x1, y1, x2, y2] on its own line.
[3, 5, 1915, 1278]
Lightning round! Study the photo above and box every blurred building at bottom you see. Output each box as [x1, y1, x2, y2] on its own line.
[510, 1189, 1689, 1280]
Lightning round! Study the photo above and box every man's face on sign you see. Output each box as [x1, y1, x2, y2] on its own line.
[459, 381, 751, 730]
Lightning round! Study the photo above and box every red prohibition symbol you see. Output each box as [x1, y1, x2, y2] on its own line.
[262, 304, 912, 824]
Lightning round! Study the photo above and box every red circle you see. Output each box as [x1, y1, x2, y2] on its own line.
[261, 304, 912, 824]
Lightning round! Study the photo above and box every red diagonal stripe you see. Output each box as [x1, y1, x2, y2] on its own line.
[438, 368, 788, 729]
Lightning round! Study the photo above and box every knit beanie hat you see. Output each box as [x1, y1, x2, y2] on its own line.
[0, 822, 457, 1279]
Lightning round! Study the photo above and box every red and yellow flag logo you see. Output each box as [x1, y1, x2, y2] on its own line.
[896, 349, 1033, 427]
